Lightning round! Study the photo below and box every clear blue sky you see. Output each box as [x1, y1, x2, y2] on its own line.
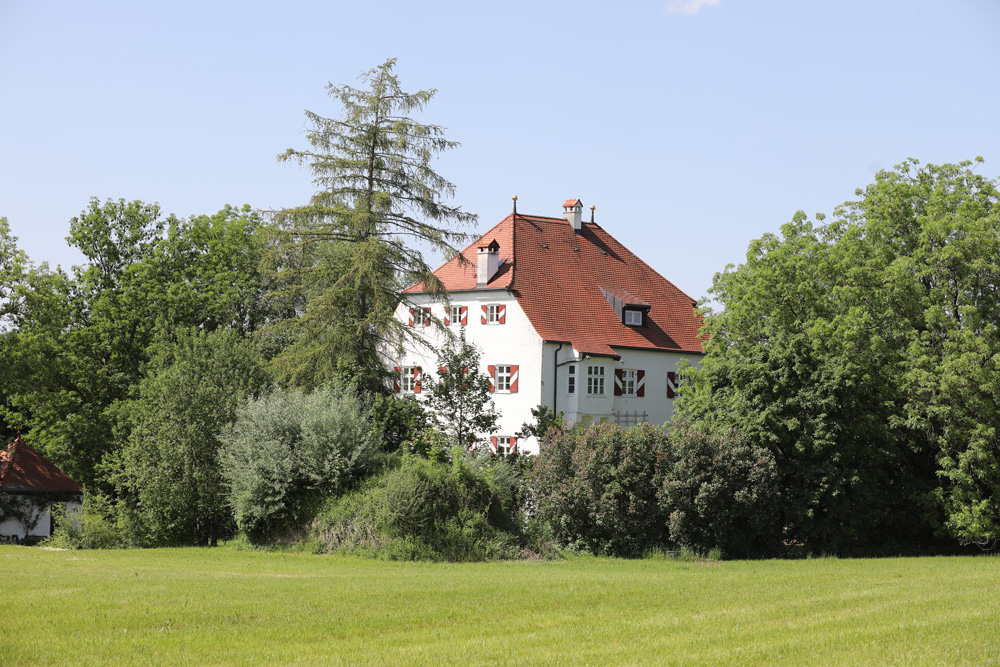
[2, 0, 998, 302]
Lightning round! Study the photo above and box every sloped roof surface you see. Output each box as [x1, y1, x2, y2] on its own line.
[409, 210, 703, 357]
[0, 437, 82, 494]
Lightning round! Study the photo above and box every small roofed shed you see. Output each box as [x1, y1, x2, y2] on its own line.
[0, 436, 82, 543]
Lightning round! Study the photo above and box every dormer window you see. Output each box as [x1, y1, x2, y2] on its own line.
[624, 309, 644, 327]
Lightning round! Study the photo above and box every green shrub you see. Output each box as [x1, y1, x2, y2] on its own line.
[369, 394, 430, 452]
[219, 383, 381, 543]
[529, 422, 672, 557]
[45, 492, 127, 550]
[313, 450, 528, 561]
[658, 418, 782, 559]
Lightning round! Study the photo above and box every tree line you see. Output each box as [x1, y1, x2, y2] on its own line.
[2, 58, 998, 556]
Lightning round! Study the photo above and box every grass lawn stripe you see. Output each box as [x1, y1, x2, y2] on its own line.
[1, 547, 997, 665]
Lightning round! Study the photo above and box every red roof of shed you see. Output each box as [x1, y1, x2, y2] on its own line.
[406, 211, 704, 357]
[0, 437, 82, 494]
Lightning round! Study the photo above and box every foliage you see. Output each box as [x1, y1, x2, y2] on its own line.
[219, 383, 381, 543]
[268, 58, 475, 392]
[658, 418, 782, 559]
[424, 329, 499, 447]
[679, 158, 999, 553]
[0, 201, 274, 488]
[106, 328, 270, 546]
[313, 450, 527, 561]
[529, 422, 672, 557]
[44, 491, 127, 550]
[516, 404, 567, 443]
[368, 393, 430, 452]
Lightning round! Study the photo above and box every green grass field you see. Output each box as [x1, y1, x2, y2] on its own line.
[2, 546, 998, 666]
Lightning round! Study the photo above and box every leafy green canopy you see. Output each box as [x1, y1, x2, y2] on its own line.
[425, 329, 499, 448]
[107, 328, 270, 546]
[679, 158, 1000, 552]
[269, 59, 476, 391]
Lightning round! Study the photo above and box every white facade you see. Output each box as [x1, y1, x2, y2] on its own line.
[0, 496, 82, 542]
[393, 292, 699, 455]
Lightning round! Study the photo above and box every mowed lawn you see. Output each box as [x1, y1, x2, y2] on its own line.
[2, 547, 998, 666]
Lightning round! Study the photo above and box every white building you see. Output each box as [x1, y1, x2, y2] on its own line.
[0, 436, 82, 543]
[393, 199, 704, 455]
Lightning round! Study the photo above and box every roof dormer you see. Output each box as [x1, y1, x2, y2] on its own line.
[599, 285, 651, 327]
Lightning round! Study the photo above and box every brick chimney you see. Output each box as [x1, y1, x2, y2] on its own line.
[563, 199, 583, 233]
[477, 239, 500, 286]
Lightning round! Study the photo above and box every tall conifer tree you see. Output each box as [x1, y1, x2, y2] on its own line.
[270, 59, 475, 391]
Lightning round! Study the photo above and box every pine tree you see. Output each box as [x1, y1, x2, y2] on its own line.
[269, 59, 476, 392]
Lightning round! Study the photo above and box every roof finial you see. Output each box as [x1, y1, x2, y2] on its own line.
[512, 195, 518, 216]
[590, 205, 595, 223]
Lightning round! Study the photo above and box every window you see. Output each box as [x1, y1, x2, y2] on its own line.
[621, 369, 636, 396]
[482, 303, 506, 324]
[568, 365, 576, 395]
[400, 366, 419, 393]
[400, 367, 418, 393]
[488, 364, 518, 393]
[492, 436, 517, 456]
[624, 309, 643, 326]
[587, 365, 605, 396]
[449, 305, 463, 326]
[495, 365, 512, 392]
[615, 368, 645, 397]
[408, 307, 431, 326]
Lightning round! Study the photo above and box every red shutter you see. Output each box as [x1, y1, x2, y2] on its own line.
[443, 310, 450, 326]
[636, 370, 645, 397]
[510, 436, 517, 455]
[408, 308, 414, 326]
[510, 365, 519, 393]
[460, 306, 468, 325]
[667, 372, 676, 399]
[414, 367, 422, 393]
[498, 305, 506, 324]
[490, 436, 498, 454]
[423, 308, 431, 326]
[393, 366, 401, 393]
[481, 304, 488, 324]
[487, 364, 496, 392]
[614, 369, 623, 396]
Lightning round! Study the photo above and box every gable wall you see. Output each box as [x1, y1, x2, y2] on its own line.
[394, 292, 545, 452]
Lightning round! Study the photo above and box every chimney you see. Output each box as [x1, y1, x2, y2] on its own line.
[563, 199, 583, 233]
[477, 239, 500, 286]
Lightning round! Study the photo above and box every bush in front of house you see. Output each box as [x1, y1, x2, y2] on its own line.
[658, 418, 783, 559]
[219, 383, 381, 543]
[45, 491, 128, 550]
[529, 422, 672, 558]
[312, 446, 531, 561]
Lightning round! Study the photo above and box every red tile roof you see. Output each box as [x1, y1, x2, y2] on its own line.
[407, 210, 704, 357]
[563, 199, 582, 208]
[0, 437, 82, 495]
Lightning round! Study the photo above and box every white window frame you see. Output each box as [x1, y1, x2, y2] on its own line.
[621, 369, 637, 397]
[495, 364, 512, 392]
[567, 365, 576, 395]
[449, 305, 463, 326]
[418, 307, 432, 326]
[401, 366, 418, 393]
[487, 304, 501, 324]
[624, 309, 643, 326]
[497, 436, 513, 457]
[587, 365, 605, 396]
